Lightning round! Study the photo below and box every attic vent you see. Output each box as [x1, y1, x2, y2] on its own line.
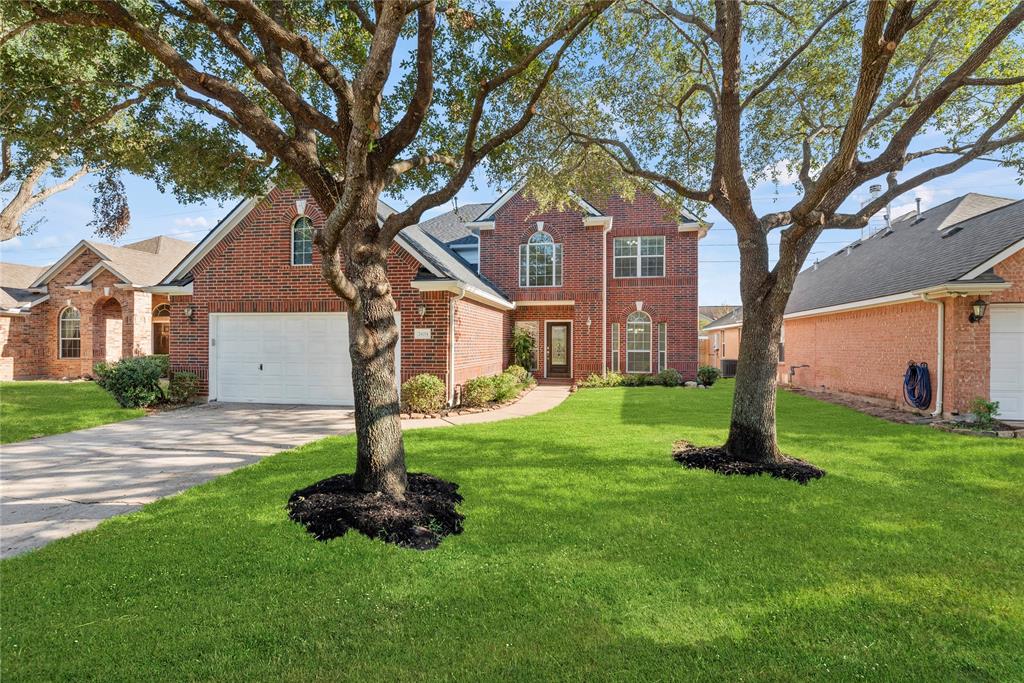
[878, 228, 894, 238]
[941, 226, 963, 239]
[845, 242, 860, 255]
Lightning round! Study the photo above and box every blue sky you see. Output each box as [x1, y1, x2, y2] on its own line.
[1, 158, 1020, 305]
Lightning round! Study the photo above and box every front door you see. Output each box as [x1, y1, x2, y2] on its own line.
[546, 322, 571, 378]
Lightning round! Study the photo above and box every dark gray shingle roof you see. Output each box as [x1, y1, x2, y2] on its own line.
[397, 225, 510, 305]
[786, 194, 1023, 315]
[704, 306, 743, 330]
[417, 203, 489, 245]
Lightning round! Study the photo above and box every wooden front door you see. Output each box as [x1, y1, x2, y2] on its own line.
[546, 322, 571, 377]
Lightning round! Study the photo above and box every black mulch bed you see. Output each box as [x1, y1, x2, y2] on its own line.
[287, 473, 464, 550]
[672, 440, 825, 484]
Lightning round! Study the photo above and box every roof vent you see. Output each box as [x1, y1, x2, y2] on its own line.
[879, 228, 893, 238]
[941, 226, 963, 239]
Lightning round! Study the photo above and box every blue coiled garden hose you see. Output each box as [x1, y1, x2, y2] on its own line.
[903, 361, 932, 410]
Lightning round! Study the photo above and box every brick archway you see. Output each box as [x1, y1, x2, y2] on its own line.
[93, 297, 124, 364]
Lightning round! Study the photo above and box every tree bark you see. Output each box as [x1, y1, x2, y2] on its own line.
[337, 201, 408, 500]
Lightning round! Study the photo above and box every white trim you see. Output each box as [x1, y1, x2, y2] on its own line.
[959, 237, 1024, 280]
[410, 280, 514, 310]
[784, 281, 1013, 320]
[612, 235, 666, 279]
[919, 294, 944, 417]
[393, 233, 445, 278]
[624, 310, 653, 374]
[65, 284, 94, 292]
[29, 241, 110, 288]
[142, 283, 194, 295]
[448, 287, 465, 405]
[514, 299, 575, 307]
[58, 305, 82, 359]
[583, 215, 613, 229]
[473, 178, 608, 227]
[610, 322, 620, 373]
[568, 192, 603, 217]
[702, 321, 742, 331]
[658, 321, 668, 373]
[74, 261, 132, 286]
[543, 319, 573, 379]
[162, 196, 262, 283]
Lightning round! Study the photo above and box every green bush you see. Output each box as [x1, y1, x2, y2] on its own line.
[95, 356, 165, 408]
[697, 365, 721, 387]
[604, 371, 624, 387]
[148, 354, 170, 378]
[969, 397, 1000, 429]
[492, 372, 520, 402]
[92, 361, 112, 383]
[579, 372, 627, 388]
[504, 364, 530, 385]
[657, 368, 683, 386]
[461, 376, 496, 407]
[401, 374, 446, 413]
[167, 371, 199, 404]
[510, 327, 536, 372]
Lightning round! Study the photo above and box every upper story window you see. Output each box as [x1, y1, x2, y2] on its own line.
[625, 311, 651, 373]
[519, 231, 562, 287]
[292, 216, 314, 265]
[614, 236, 665, 278]
[59, 307, 81, 358]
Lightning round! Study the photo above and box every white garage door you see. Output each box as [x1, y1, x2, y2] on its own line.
[990, 305, 1024, 420]
[210, 313, 400, 406]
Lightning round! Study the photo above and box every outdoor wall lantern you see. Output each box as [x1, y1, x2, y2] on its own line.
[183, 304, 196, 320]
[417, 303, 427, 318]
[969, 298, 988, 323]
[586, 316, 592, 330]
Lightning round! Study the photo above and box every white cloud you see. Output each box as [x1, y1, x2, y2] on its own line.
[173, 216, 211, 229]
[30, 235, 64, 249]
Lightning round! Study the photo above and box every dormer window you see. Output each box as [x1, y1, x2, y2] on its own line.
[519, 231, 562, 287]
[292, 216, 314, 265]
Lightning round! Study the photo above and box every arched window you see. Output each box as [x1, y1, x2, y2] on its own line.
[153, 303, 171, 318]
[625, 311, 651, 373]
[292, 216, 314, 265]
[152, 304, 171, 355]
[519, 231, 562, 287]
[59, 307, 81, 359]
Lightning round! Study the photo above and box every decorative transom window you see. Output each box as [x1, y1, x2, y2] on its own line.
[292, 216, 314, 265]
[626, 311, 651, 373]
[59, 307, 81, 359]
[614, 236, 665, 278]
[153, 303, 171, 318]
[519, 231, 562, 287]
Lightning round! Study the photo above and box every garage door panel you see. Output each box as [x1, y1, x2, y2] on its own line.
[991, 307, 1024, 420]
[213, 313, 398, 406]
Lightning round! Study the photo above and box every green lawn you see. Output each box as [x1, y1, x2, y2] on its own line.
[2, 382, 1022, 681]
[0, 381, 144, 444]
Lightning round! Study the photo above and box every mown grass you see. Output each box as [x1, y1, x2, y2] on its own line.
[0, 381, 144, 444]
[2, 381, 1022, 681]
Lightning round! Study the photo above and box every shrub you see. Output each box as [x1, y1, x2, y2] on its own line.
[697, 365, 721, 387]
[969, 397, 1000, 429]
[577, 372, 626, 389]
[92, 361, 112, 383]
[95, 356, 165, 408]
[604, 371, 624, 387]
[657, 368, 683, 387]
[504, 364, 530, 385]
[167, 371, 199, 404]
[401, 374, 446, 413]
[492, 372, 520, 402]
[621, 373, 645, 387]
[510, 327, 536, 372]
[461, 375, 496, 407]
[148, 354, 170, 378]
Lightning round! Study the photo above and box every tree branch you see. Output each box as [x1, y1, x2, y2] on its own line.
[344, 1, 377, 34]
[384, 153, 457, 184]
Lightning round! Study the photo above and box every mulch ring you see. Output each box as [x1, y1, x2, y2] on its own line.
[672, 440, 826, 485]
[287, 473, 464, 550]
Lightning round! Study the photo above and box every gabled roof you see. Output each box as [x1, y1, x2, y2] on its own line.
[704, 306, 743, 331]
[0, 263, 48, 311]
[786, 194, 1023, 315]
[29, 236, 195, 289]
[699, 305, 739, 324]
[418, 203, 489, 245]
[469, 178, 606, 224]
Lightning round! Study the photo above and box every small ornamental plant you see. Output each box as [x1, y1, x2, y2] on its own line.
[401, 374, 446, 413]
[969, 397, 1000, 430]
[697, 365, 721, 387]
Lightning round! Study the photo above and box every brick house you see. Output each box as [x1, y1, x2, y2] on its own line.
[702, 306, 743, 377]
[154, 184, 707, 405]
[778, 193, 1024, 420]
[0, 236, 194, 380]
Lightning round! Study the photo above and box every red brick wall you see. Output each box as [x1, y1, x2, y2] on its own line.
[453, 297, 507, 385]
[479, 191, 699, 380]
[168, 187, 457, 395]
[783, 248, 1024, 415]
[1, 250, 156, 380]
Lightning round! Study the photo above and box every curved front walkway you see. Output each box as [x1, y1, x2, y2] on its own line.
[0, 384, 570, 558]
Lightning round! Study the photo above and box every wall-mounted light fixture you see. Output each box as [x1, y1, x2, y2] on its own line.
[417, 303, 427, 318]
[586, 316, 592, 330]
[183, 304, 196, 320]
[969, 298, 988, 323]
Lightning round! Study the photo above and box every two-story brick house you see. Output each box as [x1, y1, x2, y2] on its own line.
[155, 183, 705, 405]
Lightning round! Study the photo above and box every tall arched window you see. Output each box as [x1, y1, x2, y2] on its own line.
[59, 307, 81, 358]
[292, 216, 314, 265]
[519, 231, 562, 287]
[153, 304, 171, 355]
[625, 311, 651, 373]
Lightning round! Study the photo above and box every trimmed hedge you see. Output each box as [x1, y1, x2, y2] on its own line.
[657, 368, 683, 387]
[697, 365, 721, 387]
[462, 376, 496, 407]
[93, 356, 165, 408]
[492, 371, 520, 402]
[401, 374, 446, 413]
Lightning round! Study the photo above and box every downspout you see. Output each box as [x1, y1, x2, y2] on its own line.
[448, 286, 466, 406]
[602, 220, 613, 375]
[919, 293, 944, 417]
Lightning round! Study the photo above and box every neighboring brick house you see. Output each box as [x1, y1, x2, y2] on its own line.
[779, 194, 1024, 420]
[153, 183, 706, 405]
[0, 236, 194, 380]
[702, 306, 743, 377]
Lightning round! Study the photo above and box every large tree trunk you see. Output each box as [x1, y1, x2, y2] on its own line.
[723, 287, 786, 464]
[343, 206, 408, 500]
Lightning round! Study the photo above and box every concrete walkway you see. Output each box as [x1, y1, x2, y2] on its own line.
[0, 384, 569, 558]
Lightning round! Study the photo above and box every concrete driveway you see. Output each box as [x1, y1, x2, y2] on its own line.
[1, 403, 357, 558]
